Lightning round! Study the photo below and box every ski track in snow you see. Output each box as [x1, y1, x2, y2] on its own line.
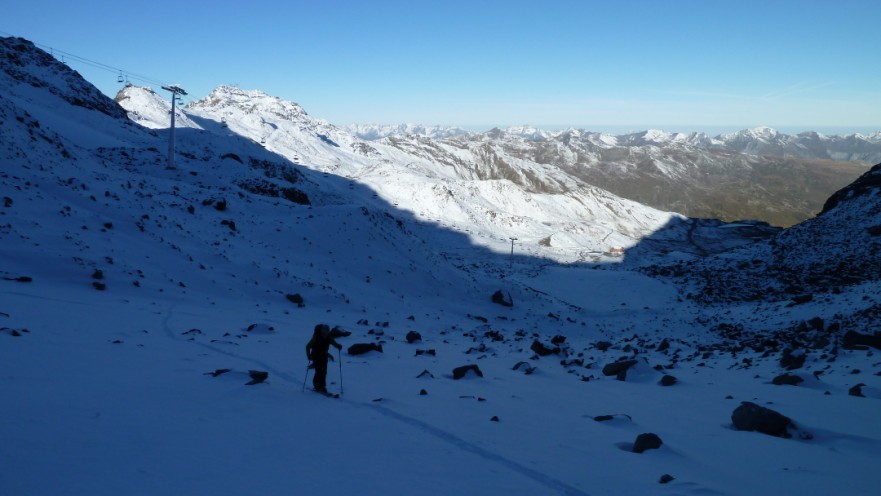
[160, 304, 299, 384]
[361, 402, 592, 496]
[160, 303, 590, 496]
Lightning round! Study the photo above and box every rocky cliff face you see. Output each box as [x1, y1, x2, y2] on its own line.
[0, 36, 127, 119]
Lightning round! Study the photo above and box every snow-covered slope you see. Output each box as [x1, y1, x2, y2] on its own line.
[3, 36, 881, 496]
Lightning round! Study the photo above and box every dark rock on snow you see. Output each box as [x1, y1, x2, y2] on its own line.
[842, 330, 881, 350]
[491, 290, 513, 307]
[659, 374, 677, 386]
[330, 326, 351, 338]
[593, 414, 632, 422]
[285, 293, 305, 307]
[530, 339, 559, 356]
[772, 373, 804, 386]
[849, 383, 865, 397]
[347, 343, 383, 355]
[731, 401, 793, 438]
[406, 330, 422, 343]
[657, 338, 670, 352]
[602, 359, 638, 380]
[780, 348, 806, 370]
[452, 364, 483, 380]
[245, 370, 268, 385]
[633, 433, 663, 453]
[512, 361, 536, 374]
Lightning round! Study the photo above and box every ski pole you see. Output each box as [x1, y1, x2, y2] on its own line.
[339, 353, 344, 396]
[302, 362, 310, 392]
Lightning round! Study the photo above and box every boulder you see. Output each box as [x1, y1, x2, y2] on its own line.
[772, 373, 804, 386]
[842, 330, 881, 351]
[633, 433, 663, 453]
[731, 401, 793, 438]
[491, 290, 513, 307]
[406, 330, 422, 344]
[245, 370, 268, 385]
[602, 359, 638, 380]
[330, 326, 352, 338]
[593, 413, 631, 422]
[780, 348, 806, 370]
[530, 339, 559, 357]
[659, 374, 677, 386]
[285, 293, 305, 307]
[347, 343, 383, 355]
[512, 361, 536, 375]
[657, 338, 670, 352]
[452, 364, 483, 380]
[849, 383, 865, 397]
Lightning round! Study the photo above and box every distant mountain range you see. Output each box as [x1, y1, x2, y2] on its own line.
[366, 126, 879, 227]
[351, 123, 881, 163]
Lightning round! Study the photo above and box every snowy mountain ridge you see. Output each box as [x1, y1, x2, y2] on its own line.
[359, 122, 881, 159]
[116, 82, 693, 262]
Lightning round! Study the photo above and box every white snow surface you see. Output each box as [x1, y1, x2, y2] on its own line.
[2, 36, 881, 496]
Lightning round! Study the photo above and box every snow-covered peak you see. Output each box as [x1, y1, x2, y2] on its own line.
[345, 123, 470, 141]
[854, 131, 881, 142]
[188, 85, 311, 123]
[720, 126, 781, 142]
[617, 129, 689, 146]
[501, 125, 551, 140]
[114, 84, 201, 130]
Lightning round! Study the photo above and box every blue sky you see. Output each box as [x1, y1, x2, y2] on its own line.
[4, 0, 880, 133]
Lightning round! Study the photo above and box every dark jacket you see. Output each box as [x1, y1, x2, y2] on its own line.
[306, 324, 341, 361]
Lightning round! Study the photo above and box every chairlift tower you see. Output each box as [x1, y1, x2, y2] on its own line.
[509, 237, 517, 266]
[161, 85, 187, 169]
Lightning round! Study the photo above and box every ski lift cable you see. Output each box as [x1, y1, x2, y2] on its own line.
[0, 30, 172, 88]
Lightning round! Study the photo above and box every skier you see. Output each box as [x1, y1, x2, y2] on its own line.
[305, 323, 342, 394]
